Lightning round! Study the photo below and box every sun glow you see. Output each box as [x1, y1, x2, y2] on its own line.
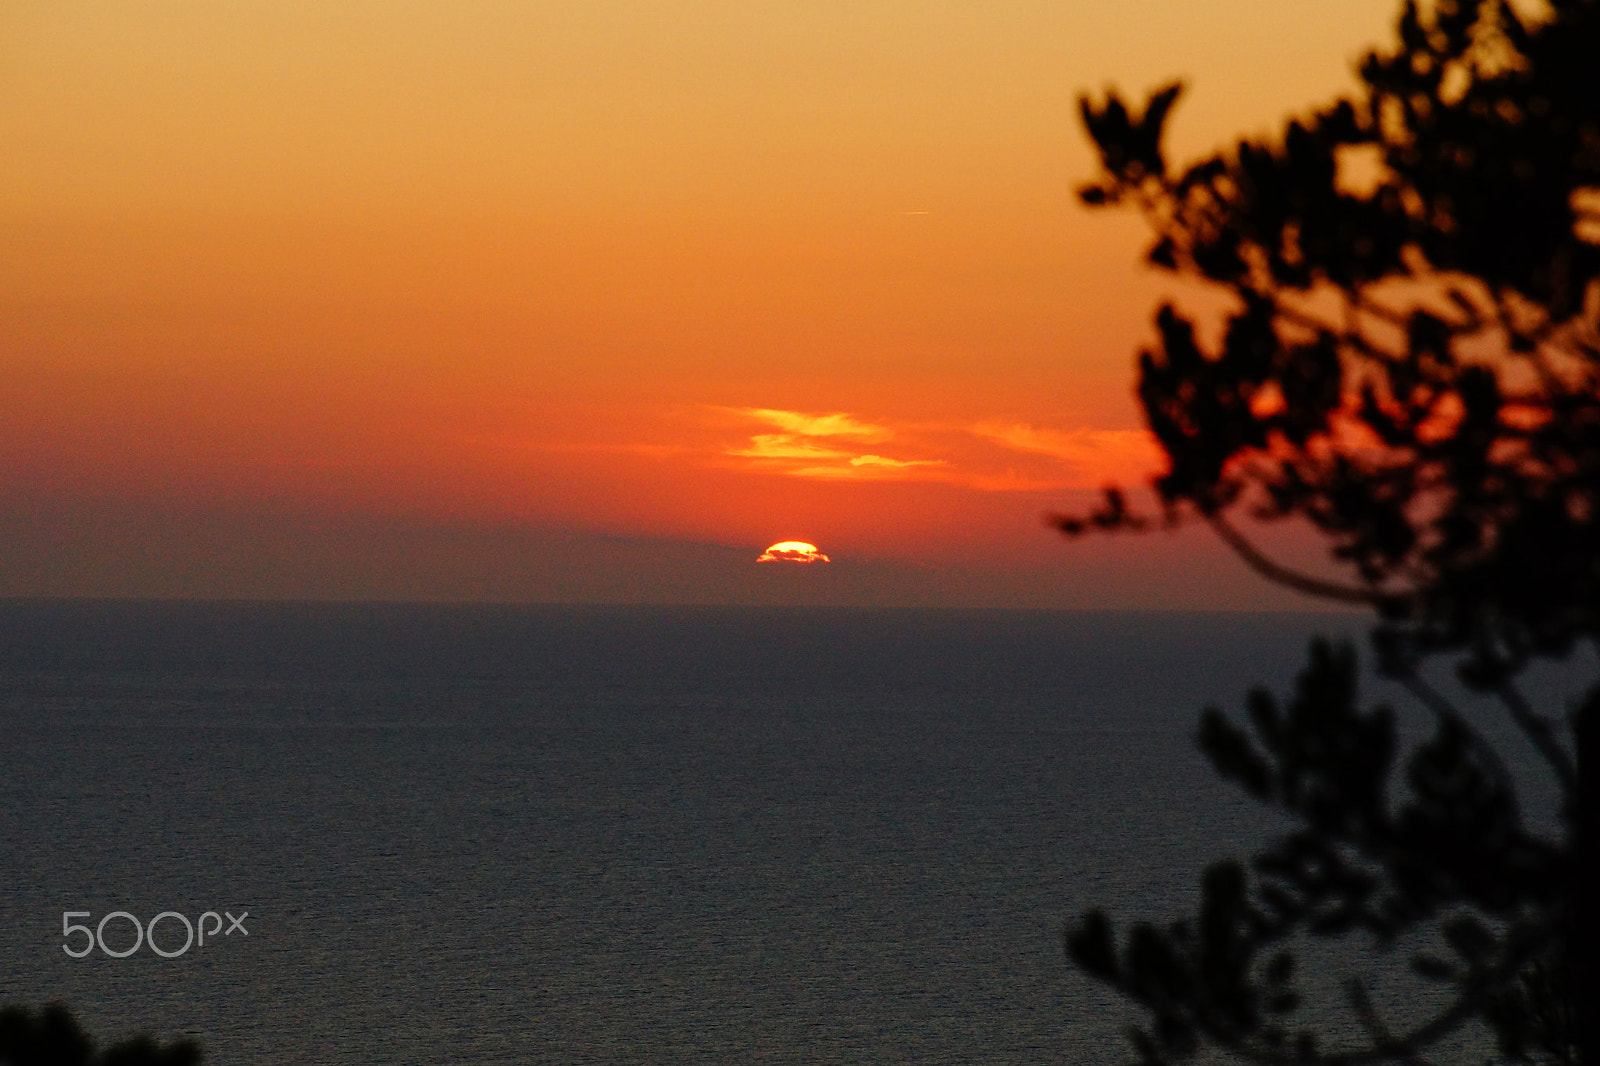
[757, 541, 831, 564]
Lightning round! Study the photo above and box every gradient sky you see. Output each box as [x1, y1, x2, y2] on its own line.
[0, 0, 1399, 605]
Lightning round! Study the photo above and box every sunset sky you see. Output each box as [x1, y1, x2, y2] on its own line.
[0, 0, 1398, 606]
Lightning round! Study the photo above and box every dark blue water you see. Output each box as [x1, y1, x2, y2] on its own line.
[0, 602, 1553, 1065]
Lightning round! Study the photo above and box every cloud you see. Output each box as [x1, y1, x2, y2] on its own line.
[968, 422, 1163, 483]
[789, 460, 950, 481]
[970, 422, 1156, 463]
[728, 434, 854, 461]
[848, 454, 946, 468]
[722, 407, 894, 442]
[719, 407, 936, 479]
[708, 406, 1160, 490]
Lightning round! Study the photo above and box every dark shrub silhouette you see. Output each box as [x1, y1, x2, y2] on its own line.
[0, 1004, 200, 1066]
[1060, 0, 1595, 1061]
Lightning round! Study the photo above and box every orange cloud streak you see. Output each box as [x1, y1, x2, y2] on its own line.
[710, 407, 1160, 491]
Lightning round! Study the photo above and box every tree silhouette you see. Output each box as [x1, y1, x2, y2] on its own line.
[0, 1004, 201, 1066]
[1059, 0, 1595, 1061]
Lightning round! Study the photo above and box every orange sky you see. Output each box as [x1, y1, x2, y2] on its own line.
[0, 0, 1399, 605]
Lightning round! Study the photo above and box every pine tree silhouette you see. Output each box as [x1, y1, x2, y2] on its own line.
[1060, 0, 1596, 1061]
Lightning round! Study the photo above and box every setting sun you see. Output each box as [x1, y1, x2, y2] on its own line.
[757, 542, 831, 565]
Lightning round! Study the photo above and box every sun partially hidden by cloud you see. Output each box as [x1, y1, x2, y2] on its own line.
[757, 541, 831, 564]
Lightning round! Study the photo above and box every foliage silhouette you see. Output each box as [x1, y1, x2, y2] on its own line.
[1059, 0, 1595, 1062]
[0, 1004, 200, 1066]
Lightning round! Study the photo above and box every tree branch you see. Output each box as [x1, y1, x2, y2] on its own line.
[1391, 666, 1521, 802]
[1221, 913, 1566, 1066]
[1345, 978, 1442, 1066]
[1315, 913, 1566, 1066]
[1495, 679, 1578, 791]
[1205, 513, 1392, 606]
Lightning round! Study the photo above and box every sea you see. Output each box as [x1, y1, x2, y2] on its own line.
[0, 602, 1570, 1065]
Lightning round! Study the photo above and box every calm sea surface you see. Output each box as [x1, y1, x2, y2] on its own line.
[0, 602, 1556, 1065]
